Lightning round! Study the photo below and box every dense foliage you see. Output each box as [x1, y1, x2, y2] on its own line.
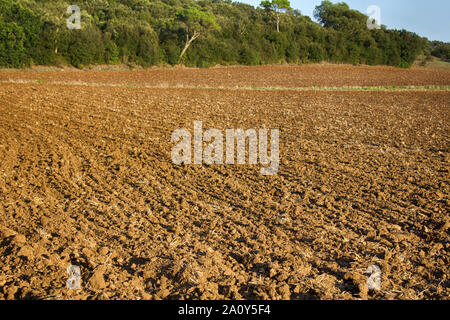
[0, 0, 441, 68]
[430, 41, 450, 60]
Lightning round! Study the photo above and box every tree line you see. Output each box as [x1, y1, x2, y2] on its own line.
[430, 41, 450, 60]
[0, 0, 442, 69]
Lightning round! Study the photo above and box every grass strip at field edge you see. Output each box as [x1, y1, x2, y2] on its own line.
[1, 80, 449, 92]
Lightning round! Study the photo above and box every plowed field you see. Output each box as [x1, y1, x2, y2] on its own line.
[0, 65, 449, 300]
[2, 64, 450, 88]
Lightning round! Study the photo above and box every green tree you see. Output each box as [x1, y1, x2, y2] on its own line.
[260, 0, 292, 32]
[430, 41, 450, 60]
[176, 7, 219, 63]
[314, 1, 366, 31]
[37, 1, 71, 56]
[0, 22, 26, 67]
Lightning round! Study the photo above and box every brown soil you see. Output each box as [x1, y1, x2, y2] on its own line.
[1, 64, 450, 88]
[0, 66, 449, 300]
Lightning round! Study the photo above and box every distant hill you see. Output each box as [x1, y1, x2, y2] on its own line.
[0, 0, 444, 69]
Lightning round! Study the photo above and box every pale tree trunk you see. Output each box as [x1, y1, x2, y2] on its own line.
[54, 13, 65, 55]
[276, 12, 280, 32]
[178, 30, 201, 63]
[54, 27, 60, 54]
[53, 12, 67, 55]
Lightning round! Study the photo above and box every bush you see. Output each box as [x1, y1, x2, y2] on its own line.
[238, 45, 260, 65]
[0, 22, 27, 67]
[397, 60, 411, 69]
[104, 40, 120, 64]
[62, 25, 104, 67]
[431, 43, 450, 60]
[308, 43, 324, 62]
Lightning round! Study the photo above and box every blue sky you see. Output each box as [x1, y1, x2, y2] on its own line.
[238, 0, 450, 42]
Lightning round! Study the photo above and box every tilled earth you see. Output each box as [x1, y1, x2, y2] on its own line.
[2, 64, 450, 88]
[0, 66, 449, 300]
